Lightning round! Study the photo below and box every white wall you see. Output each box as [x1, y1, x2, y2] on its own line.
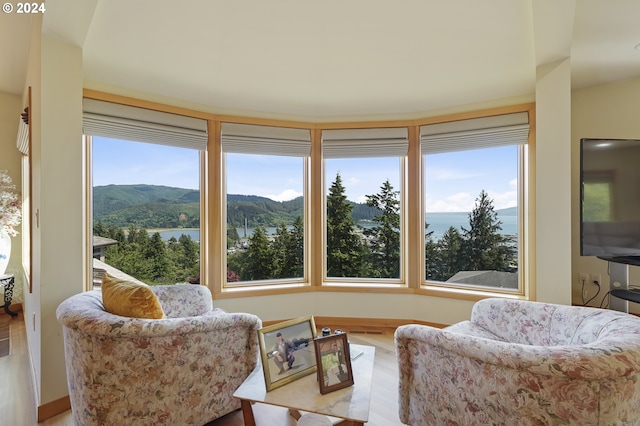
[23, 26, 85, 410]
[534, 59, 573, 304]
[215, 292, 475, 325]
[39, 35, 85, 404]
[571, 76, 640, 314]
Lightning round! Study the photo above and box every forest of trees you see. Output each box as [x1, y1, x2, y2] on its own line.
[226, 173, 516, 283]
[94, 222, 200, 285]
[94, 179, 516, 286]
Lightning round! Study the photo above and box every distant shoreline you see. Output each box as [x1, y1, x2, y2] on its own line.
[147, 227, 199, 233]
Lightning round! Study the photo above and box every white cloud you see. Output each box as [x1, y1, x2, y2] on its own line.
[434, 169, 482, 181]
[427, 192, 475, 212]
[486, 189, 517, 210]
[265, 189, 303, 202]
[427, 188, 517, 212]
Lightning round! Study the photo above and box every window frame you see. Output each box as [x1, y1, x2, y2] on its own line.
[84, 133, 207, 290]
[221, 150, 311, 289]
[322, 155, 407, 286]
[420, 127, 529, 297]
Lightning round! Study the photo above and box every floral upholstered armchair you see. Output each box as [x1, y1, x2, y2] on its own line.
[57, 284, 262, 426]
[395, 298, 640, 426]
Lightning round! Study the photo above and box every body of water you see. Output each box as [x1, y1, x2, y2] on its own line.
[153, 229, 200, 241]
[426, 211, 517, 240]
[154, 211, 517, 242]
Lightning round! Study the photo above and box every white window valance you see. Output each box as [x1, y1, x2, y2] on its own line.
[221, 122, 311, 157]
[322, 127, 408, 158]
[421, 112, 529, 154]
[83, 98, 208, 150]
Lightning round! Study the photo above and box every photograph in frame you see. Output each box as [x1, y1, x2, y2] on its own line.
[258, 315, 318, 391]
[314, 332, 354, 394]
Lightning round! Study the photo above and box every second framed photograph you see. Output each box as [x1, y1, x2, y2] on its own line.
[314, 332, 354, 394]
[258, 315, 318, 391]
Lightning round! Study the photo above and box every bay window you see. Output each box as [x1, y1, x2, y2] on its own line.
[81, 94, 533, 298]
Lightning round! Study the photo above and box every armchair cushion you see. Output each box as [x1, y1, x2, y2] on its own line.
[101, 272, 165, 319]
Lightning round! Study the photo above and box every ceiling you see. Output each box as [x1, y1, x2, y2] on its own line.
[2, 0, 640, 120]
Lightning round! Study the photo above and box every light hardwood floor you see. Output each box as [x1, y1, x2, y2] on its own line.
[4, 312, 404, 425]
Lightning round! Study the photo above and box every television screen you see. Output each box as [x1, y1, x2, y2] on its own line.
[580, 138, 640, 260]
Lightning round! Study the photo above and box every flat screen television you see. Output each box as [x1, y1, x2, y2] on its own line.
[580, 138, 640, 264]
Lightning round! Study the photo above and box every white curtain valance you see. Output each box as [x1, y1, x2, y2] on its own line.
[83, 99, 208, 150]
[221, 123, 311, 157]
[322, 127, 408, 158]
[420, 112, 529, 154]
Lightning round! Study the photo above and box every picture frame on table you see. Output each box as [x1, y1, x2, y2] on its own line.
[313, 332, 354, 394]
[258, 315, 318, 391]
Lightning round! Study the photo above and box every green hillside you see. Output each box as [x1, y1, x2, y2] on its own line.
[94, 184, 198, 218]
[94, 185, 380, 229]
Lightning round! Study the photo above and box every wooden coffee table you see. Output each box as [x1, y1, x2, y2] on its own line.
[233, 344, 375, 426]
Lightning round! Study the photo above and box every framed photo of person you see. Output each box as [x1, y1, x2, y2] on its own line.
[257, 315, 318, 391]
[313, 332, 354, 394]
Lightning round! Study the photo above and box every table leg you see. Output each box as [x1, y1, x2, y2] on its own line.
[288, 408, 302, 421]
[239, 400, 256, 426]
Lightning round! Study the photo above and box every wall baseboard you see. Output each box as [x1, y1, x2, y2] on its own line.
[264, 316, 447, 335]
[38, 395, 70, 422]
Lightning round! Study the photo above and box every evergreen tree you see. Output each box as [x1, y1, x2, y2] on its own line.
[326, 173, 363, 277]
[272, 222, 293, 278]
[436, 226, 464, 280]
[363, 179, 400, 278]
[245, 225, 274, 280]
[178, 234, 199, 277]
[285, 215, 304, 278]
[148, 232, 171, 282]
[227, 252, 247, 283]
[424, 223, 439, 280]
[461, 190, 515, 271]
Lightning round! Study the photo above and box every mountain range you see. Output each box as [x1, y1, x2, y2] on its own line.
[93, 184, 516, 230]
[93, 184, 379, 229]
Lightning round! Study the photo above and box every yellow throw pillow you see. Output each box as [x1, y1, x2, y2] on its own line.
[101, 272, 165, 319]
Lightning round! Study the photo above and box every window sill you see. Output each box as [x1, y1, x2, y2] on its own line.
[418, 283, 526, 302]
[210, 281, 527, 301]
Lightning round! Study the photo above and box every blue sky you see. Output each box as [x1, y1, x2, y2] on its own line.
[93, 138, 518, 212]
[93, 138, 200, 190]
